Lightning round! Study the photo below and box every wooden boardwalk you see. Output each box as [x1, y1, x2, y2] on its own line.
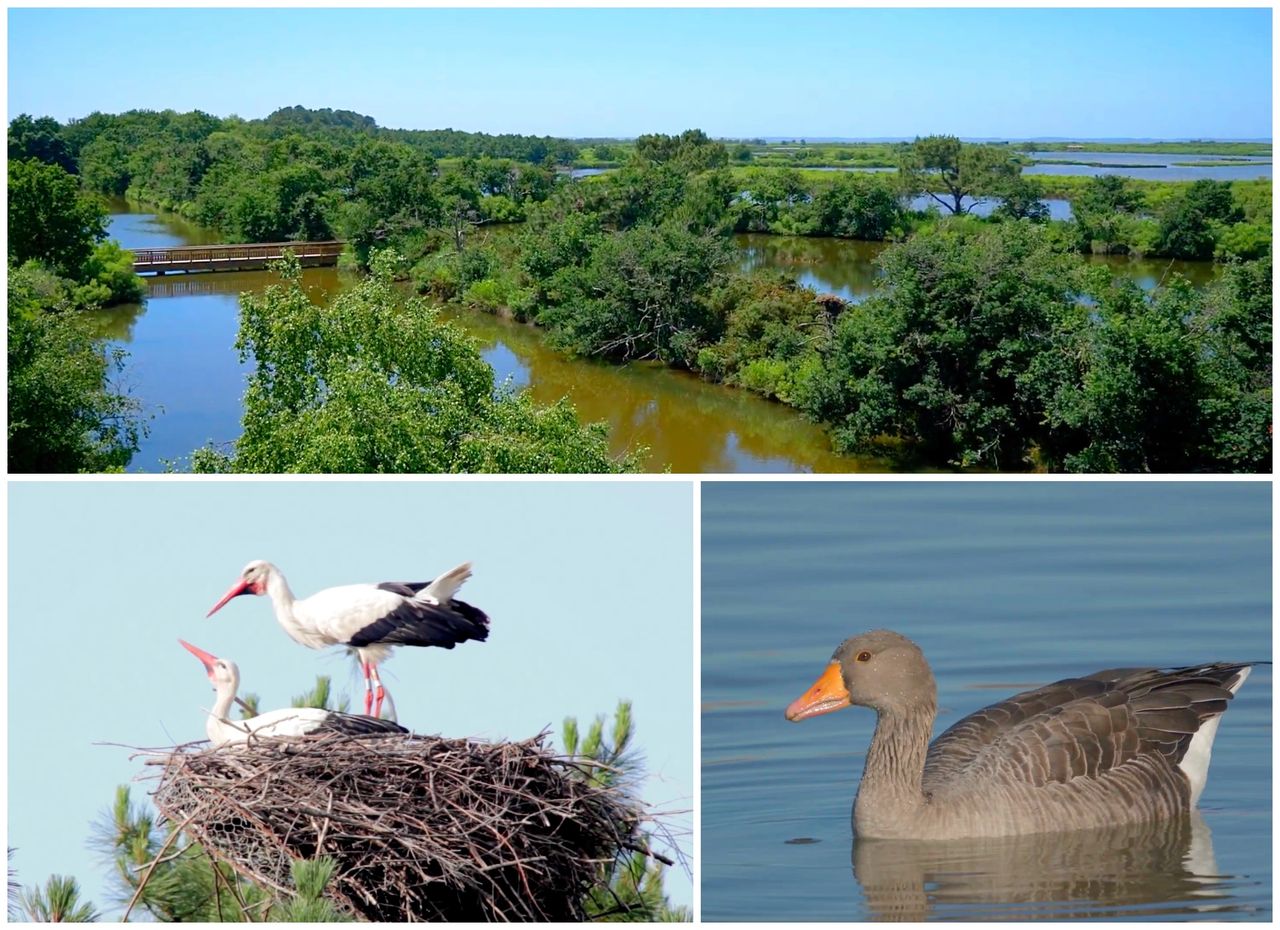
[131, 240, 344, 275]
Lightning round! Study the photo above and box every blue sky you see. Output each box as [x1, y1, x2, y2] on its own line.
[8, 480, 694, 916]
[7, 7, 1272, 139]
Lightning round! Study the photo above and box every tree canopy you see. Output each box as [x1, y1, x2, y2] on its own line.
[192, 251, 641, 473]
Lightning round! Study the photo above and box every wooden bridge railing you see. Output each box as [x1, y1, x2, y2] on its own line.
[132, 240, 345, 274]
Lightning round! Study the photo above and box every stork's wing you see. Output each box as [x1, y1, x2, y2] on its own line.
[921, 664, 1249, 796]
[376, 581, 430, 597]
[346, 599, 490, 649]
[317, 712, 408, 737]
[378, 562, 473, 605]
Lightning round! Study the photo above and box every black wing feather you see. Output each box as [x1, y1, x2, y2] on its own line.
[317, 713, 408, 737]
[347, 598, 490, 649]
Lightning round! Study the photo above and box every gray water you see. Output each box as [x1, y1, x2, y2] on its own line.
[702, 482, 1271, 921]
[1025, 151, 1271, 182]
[908, 194, 1074, 221]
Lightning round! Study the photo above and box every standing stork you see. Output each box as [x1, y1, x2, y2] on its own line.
[206, 560, 489, 719]
[179, 639, 407, 746]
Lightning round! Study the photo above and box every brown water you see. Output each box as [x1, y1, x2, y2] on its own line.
[735, 233, 1221, 301]
[96, 207, 874, 473]
[96, 206, 1220, 473]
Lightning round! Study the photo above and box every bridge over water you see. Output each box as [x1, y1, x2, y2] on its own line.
[131, 240, 344, 275]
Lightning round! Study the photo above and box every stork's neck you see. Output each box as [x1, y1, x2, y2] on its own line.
[263, 568, 298, 622]
[207, 679, 239, 744]
[210, 681, 236, 721]
[854, 702, 935, 837]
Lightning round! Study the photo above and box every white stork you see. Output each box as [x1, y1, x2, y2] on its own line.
[179, 639, 407, 747]
[205, 560, 489, 719]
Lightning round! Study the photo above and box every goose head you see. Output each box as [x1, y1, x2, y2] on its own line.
[786, 629, 936, 720]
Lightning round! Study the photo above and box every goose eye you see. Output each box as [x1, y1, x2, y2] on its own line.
[856, 651, 872, 662]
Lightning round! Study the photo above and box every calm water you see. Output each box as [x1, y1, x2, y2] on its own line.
[96, 208, 1222, 473]
[1025, 150, 1271, 182]
[702, 482, 1272, 921]
[95, 207, 872, 473]
[735, 233, 1220, 302]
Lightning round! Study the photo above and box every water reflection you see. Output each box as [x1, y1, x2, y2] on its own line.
[102, 206, 1222, 473]
[851, 813, 1241, 921]
[736, 234, 888, 302]
[441, 307, 882, 473]
[735, 233, 1221, 303]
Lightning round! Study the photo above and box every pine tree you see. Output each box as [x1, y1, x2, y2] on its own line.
[16, 875, 100, 922]
[563, 700, 691, 921]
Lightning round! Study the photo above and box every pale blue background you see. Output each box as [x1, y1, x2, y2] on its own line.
[7, 8, 1271, 139]
[8, 480, 694, 916]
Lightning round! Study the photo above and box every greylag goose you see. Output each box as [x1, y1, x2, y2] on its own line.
[785, 630, 1253, 840]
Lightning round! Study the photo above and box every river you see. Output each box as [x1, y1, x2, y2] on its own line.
[95, 207, 876, 473]
[94, 206, 1219, 473]
[702, 481, 1271, 921]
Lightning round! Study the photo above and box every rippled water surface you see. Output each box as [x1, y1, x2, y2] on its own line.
[702, 482, 1271, 921]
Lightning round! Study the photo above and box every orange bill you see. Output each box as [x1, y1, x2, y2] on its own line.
[785, 662, 851, 721]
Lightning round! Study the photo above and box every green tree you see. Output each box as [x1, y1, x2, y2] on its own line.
[8, 267, 146, 473]
[634, 129, 728, 173]
[1071, 175, 1146, 253]
[800, 221, 1078, 469]
[563, 701, 690, 922]
[8, 114, 76, 173]
[16, 875, 100, 922]
[991, 174, 1049, 222]
[194, 251, 639, 473]
[437, 171, 483, 251]
[1156, 179, 1243, 259]
[808, 173, 903, 239]
[540, 223, 734, 367]
[1029, 272, 1204, 472]
[8, 159, 108, 278]
[899, 135, 1021, 215]
[1187, 256, 1271, 471]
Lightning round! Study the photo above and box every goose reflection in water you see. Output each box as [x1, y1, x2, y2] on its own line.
[852, 812, 1239, 921]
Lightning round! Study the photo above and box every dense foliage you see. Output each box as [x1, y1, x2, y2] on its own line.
[191, 252, 640, 473]
[6, 155, 148, 473]
[13, 107, 578, 265]
[8, 108, 1272, 473]
[802, 224, 1270, 471]
[428, 141, 1271, 472]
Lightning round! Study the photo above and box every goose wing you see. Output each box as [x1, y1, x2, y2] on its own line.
[921, 663, 1250, 797]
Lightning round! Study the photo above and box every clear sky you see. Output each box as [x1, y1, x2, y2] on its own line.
[6, 7, 1272, 139]
[7, 479, 694, 916]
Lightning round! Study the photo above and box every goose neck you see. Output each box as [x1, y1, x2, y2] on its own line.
[855, 702, 935, 836]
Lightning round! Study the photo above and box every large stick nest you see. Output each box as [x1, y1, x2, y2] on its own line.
[150, 731, 656, 921]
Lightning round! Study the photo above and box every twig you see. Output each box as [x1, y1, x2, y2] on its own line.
[122, 812, 197, 921]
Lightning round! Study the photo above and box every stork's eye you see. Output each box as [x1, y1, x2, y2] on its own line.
[856, 651, 872, 662]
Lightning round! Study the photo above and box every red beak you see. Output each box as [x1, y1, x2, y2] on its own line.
[179, 638, 219, 675]
[207, 579, 250, 617]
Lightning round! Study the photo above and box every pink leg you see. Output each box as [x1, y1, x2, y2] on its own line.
[362, 661, 374, 716]
[371, 665, 386, 718]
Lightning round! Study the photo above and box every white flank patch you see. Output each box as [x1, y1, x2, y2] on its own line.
[1179, 667, 1250, 807]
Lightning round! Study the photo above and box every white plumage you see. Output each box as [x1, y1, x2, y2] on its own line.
[1179, 666, 1250, 806]
[206, 560, 490, 719]
[179, 639, 405, 747]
